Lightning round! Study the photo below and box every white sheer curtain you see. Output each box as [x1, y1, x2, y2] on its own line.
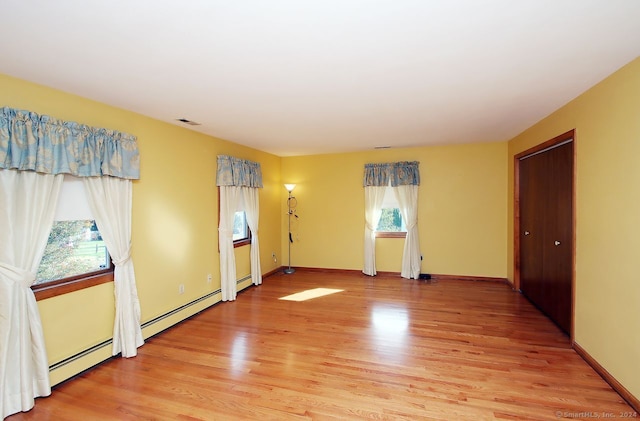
[83, 176, 144, 357]
[363, 186, 387, 276]
[1, 107, 141, 417]
[363, 161, 420, 278]
[395, 184, 421, 279]
[217, 155, 263, 299]
[219, 186, 241, 301]
[0, 169, 62, 418]
[241, 187, 262, 285]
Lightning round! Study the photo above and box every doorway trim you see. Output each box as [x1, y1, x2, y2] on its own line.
[513, 129, 576, 340]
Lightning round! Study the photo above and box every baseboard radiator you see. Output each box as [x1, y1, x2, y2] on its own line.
[49, 274, 253, 384]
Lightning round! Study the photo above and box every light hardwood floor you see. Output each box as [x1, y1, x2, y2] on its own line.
[10, 271, 635, 420]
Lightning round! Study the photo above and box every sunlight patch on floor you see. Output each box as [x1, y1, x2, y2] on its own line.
[279, 288, 344, 302]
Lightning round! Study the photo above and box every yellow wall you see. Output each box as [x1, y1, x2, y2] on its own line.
[507, 57, 640, 399]
[6, 54, 638, 403]
[282, 142, 507, 277]
[0, 73, 283, 383]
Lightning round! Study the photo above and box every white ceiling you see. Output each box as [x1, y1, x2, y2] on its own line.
[1, 1, 639, 157]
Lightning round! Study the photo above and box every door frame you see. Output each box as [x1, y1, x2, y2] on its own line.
[513, 129, 576, 340]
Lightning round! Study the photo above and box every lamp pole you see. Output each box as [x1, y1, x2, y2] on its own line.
[284, 184, 296, 274]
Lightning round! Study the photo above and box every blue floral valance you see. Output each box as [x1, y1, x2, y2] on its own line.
[363, 161, 420, 187]
[0, 106, 140, 179]
[216, 155, 263, 188]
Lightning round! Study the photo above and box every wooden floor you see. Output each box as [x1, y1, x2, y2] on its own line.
[10, 271, 634, 420]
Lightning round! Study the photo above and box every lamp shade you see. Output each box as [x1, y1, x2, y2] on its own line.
[284, 183, 296, 192]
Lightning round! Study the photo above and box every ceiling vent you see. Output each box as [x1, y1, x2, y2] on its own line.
[176, 118, 201, 126]
[374, 146, 391, 149]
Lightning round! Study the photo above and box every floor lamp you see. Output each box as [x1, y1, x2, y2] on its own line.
[284, 183, 296, 274]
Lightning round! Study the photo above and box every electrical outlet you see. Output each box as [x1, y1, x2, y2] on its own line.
[179, 284, 185, 294]
[207, 274, 212, 284]
[272, 252, 277, 263]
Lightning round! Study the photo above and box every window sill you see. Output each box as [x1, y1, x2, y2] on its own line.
[234, 238, 251, 248]
[375, 232, 407, 238]
[32, 270, 114, 301]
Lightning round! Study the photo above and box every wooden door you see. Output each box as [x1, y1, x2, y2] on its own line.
[541, 141, 573, 333]
[518, 139, 574, 335]
[519, 152, 545, 307]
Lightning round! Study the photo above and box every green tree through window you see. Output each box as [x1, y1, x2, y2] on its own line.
[36, 220, 109, 284]
[377, 208, 404, 232]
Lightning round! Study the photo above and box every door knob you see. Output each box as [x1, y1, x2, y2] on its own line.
[524, 231, 530, 236]
[554, 241, 561, 246]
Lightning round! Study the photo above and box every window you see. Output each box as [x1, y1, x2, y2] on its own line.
[233, 210, 250, 244]
[35, 220, 109, 284]
[375, 187, 406, 238]
[377, 208, 406, 232]
[217, 188, 251, 248]
[32, 176, 114, 300]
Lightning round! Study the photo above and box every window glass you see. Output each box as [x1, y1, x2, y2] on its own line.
[376, 208, 406, 232]
[376, 187, 406, 233]
[232, 211, 249, 242]
[35, 220, 109, 285]
[34, 174, 112, 287]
